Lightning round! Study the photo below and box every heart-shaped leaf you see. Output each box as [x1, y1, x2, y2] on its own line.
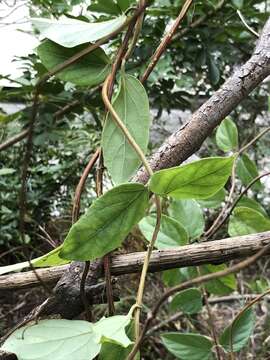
[161, 332, 213, 360]
[37, 40, 111, 86]
[139, 214, 188, 249]
[60, 183, 149, 261]
[32, 14, 127, 48]
[149, 156, 234, 200]
[169, 288, 203, 314]
[216, 117, 238, 152]
[219, 308, 255, 352]
[102, 73, 151, 184]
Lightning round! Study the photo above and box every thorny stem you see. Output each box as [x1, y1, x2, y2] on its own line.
[127, 241, 270, 360]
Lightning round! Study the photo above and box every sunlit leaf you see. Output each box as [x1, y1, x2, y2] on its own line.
[149, 156, 234, 199]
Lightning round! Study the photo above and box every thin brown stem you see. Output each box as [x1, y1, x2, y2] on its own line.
[141, 0, 193, 83]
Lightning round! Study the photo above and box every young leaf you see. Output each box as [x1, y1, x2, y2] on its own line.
[1, 319, 101, 360]
[168, 199, 204, 239]
[149, 156, 234, 200]
[198, 188, 226, 209]
[236, 154, 262, 191]
[102, 73, 151, 184]
[169, 288, 203, 314]
[161, 332, 213, 360]
[32, 14, 127, 48]
[60, 183, 149, 261]
[216, 117, 238, 152]
[228, 206, 270, 237]
[219, 308, 255, 352]
[139, 214, 188, 249]
[0, 246, 69, 276]
[37, 40, 111, 87]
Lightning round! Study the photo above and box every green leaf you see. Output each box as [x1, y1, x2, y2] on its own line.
[228, 207, 270, 237]
[32, 14, 127, 48]
[88, 0, 121, 15]
[231, 0, 244, 9]
[1, 319, 101, 360]
[0, 246, 70, 275]
[94, 315, 132, 347]
[60, 183, 149, 261]
[102, 73, 151, 184]
[117, 0, 135, 11]
[1, 313, 133, 359]
[139, 214, 188, 249]
[169, 288, 203, 314]
[161, 333, 213, 360]
[236, 154, 262, 191]
[220, 308, 255, 352]
[162, 269, 183, 287]
[149, 156, 234, 200]
[202, 264, 237, 295]
[99, 321, 139, 360]
[237, 196, 267, 216]
[0, 168, 16, 176]
[168, 200, 204, 239]
[216, 117, 238, 152]
[37, 40, 110, 87]
[198, 188, 226, 209]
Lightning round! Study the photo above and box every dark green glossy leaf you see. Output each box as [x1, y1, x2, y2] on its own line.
[228, 206, 270, 237]
[102, 73, 151, 184]
[32, 14, 127, 47]
[207, 55, 220, 85]
[149, 156, 234, 199]
[60, 184, 149, 261]
[38, 40, 110, 86]
[161, 333, 213, 360]
[170, 288, 203, 314]
[216, 117, 238, 152]
[220, 308, 255, 352]
[236, 154, 262, 191]
[169, 200, 204, 239]
[139, 214, 188, 249]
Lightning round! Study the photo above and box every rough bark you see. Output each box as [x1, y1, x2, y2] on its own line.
[1, 231, 270, 291]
